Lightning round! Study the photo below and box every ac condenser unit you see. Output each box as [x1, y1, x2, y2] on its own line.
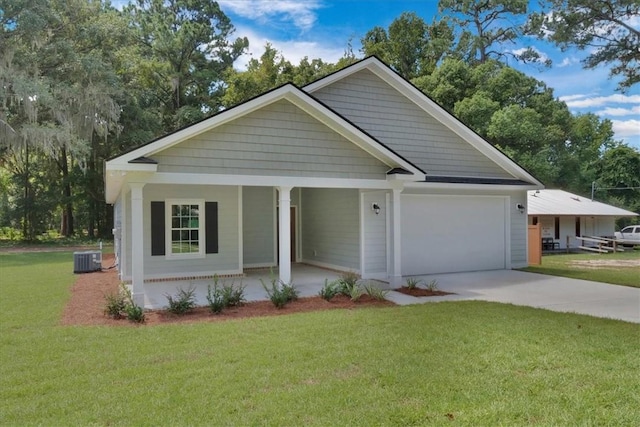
[73, 251, 102, 274]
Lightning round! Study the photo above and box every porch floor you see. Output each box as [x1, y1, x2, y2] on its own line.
[142, 264, 359, 310]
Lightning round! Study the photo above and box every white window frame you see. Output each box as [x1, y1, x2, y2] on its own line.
[165, 199, 205, 260]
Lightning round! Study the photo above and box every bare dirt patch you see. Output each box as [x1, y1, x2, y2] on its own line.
[61, 254, 394, 326]
[569, 259, 640, 269]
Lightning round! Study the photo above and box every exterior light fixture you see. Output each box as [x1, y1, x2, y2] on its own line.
[372, 203, 380, 215]
[516, 203, 525, 213]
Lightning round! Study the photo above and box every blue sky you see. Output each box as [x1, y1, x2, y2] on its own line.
[215, 0, 639, 149]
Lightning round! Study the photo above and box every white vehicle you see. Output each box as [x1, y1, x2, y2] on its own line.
[614, 225, 640, 246]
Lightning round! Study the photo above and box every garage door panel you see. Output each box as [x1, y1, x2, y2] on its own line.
[402, 195, 506, 275]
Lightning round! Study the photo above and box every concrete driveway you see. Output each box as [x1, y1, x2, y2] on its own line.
[386, 270, 640, 324]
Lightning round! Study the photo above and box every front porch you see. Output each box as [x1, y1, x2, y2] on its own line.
[141, 264, 373, 310]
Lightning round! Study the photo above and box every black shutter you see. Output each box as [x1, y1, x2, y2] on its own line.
[151, 201, 165, 256]
[205, 202, 218, 254]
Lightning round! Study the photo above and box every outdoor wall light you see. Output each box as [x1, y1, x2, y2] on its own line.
[372, 203, 381, 215]
[516, 203, 525, 213]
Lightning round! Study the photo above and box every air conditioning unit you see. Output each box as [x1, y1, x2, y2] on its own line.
[73, 251, 102, 274]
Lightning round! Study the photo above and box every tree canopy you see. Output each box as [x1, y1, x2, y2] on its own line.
[528, 0, 640, 91]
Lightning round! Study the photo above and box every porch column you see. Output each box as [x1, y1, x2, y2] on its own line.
[130, 182, 146, 307]
[391, 187, 403, 284]
[277, 186, 292, 285]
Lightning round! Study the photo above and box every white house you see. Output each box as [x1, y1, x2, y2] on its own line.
[527, 189, 638, 249]
[105, 57, 543, 307]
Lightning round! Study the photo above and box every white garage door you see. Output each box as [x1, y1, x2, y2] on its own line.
[401, 195, 507, 276]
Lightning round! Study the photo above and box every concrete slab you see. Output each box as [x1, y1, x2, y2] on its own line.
[400, 270, 640, 324]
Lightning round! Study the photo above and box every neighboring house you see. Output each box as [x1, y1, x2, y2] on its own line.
[105, 57, 543, 306]
[527, 189, 638, 249]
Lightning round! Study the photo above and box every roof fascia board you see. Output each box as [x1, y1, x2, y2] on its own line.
[144, 172, 395, 190]
[405, 181, 540, 191]
[105, 163, 157, 172]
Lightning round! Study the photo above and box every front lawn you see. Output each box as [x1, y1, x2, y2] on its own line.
[1, 251, 638, 425]
[522, 250, 640, 288]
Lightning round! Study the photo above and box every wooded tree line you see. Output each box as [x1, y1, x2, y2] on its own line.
[1, 0, 638, 240]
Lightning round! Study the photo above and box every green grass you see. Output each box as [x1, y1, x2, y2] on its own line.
[1, 252, 639, 426]
[522, 250, 640, 288]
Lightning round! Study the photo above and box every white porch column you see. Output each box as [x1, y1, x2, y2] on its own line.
[277, 186, 292, 285]
[129, 183, 146, 307]
[391, 187, 403, 284]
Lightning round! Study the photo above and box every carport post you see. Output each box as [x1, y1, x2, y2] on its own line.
[277, 186, 292, 285]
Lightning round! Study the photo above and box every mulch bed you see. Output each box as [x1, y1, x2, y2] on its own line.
[60, 254, 395, 327]
[395, 286, 454, 297]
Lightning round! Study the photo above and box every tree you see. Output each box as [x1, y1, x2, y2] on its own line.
[223, 44, 340, 108]
[1, 0, 123, 238]
[438, 0, 548, 65]
[528, 0, 640, 91]
[125, 0, 248, 131]
[361, 12, 455, 79]
[595, 145, 640, 213]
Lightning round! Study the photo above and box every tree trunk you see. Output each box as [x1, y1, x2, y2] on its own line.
[60, 149, 74, 237]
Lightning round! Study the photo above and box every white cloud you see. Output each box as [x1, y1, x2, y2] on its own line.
[218, 0, 323, 31]
[561, 94, 640, 108]
[557, 56, 579, 68]
[596, 106, 640, 117]
[511, 47, 550, 63]
[611, 119, 640, 143]
[233, 25, 344, 70]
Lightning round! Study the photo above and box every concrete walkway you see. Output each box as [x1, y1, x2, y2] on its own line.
[386, 270, 640, 324]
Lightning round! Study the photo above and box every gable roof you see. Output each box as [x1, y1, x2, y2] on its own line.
[106, 83, 424, 176]
[305, 56, 543, 187]
[528, 189, 638, 217]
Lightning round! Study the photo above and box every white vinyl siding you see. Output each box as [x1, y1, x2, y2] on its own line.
[301, 188, 360, 270]
[361, 191, 387, 277]
[312, 69, 513, 179]
[243, 186, 275, 266]
[509, 191, 527, 267]
[154, 99, 389, 179]
[122, 184, 240, 280]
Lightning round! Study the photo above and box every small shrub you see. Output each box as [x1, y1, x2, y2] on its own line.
[348, 283, 364, 302]
[206, 284, 225, 314]
[363, 282, 389, 301]
[261, 277, 298, 309]
[405, 277, 423, 290]
[125, 303, 146, 323]
[425, 279, 439, 292]
[221, 282, 246, 307]
[115, 284, 146, 323]
[165, 286, 197, 315]
[103, 291, 127, 319]
[338, 271, 360, 296]
[318, 279, 339, 301]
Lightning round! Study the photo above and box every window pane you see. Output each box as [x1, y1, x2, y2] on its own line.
[172, 217, 180, 228]
[191, 230, 198, 241]
[172, 205, 179, 216]
[171, 230, 180, 241]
